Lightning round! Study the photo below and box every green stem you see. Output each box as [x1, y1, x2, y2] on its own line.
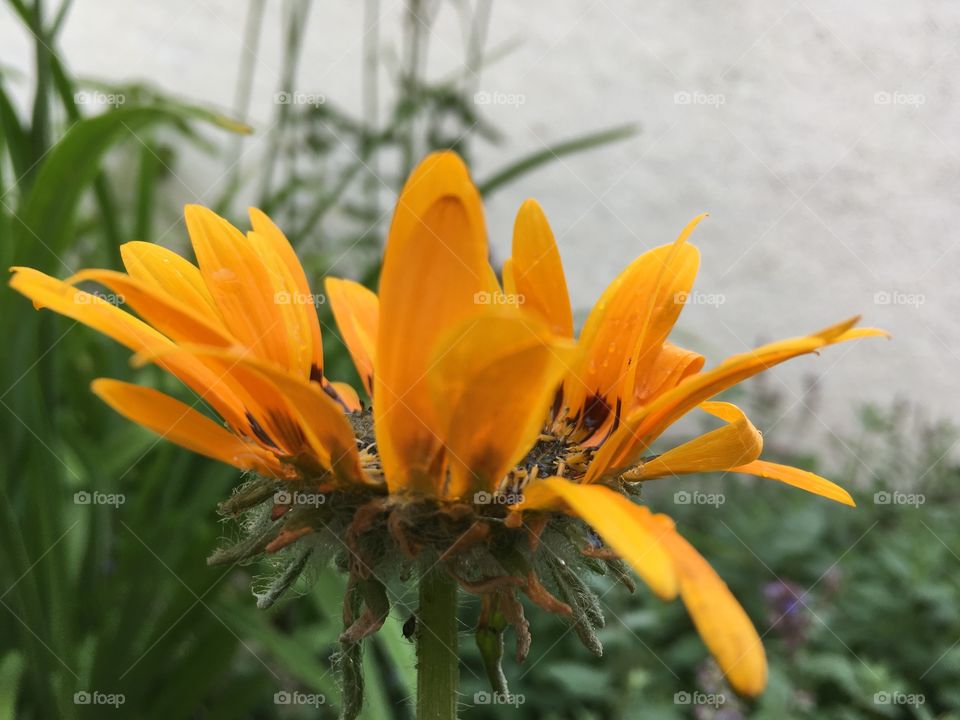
[417, 566, 459, 720]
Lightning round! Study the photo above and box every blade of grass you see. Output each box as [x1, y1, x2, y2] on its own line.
[13, 106, 247, 269]
[476, 122, 640, 197]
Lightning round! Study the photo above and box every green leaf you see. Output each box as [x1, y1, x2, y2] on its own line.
[0, 651, 25, 719]
[476, 123, 639, 197]
[12, 106, 248, 269]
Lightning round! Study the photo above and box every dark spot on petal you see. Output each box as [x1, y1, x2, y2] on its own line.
[610, 396, 623, 434]
[309, 363, 323, 383]
[322, 381, 351, 412]
[245, 412, 279, 450]
[581, 392, 611, 433]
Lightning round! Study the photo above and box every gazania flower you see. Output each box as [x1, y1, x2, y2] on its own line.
[10, 152, 884, 710]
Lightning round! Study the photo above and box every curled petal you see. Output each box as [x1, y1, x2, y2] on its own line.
[625, 402, 762, 480]
[513, 477, 677, 600]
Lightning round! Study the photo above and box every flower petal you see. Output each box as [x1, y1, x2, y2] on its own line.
[652, 514, 768, 697]
[329, 380, 363, 413]
[501, 257, 516, 296]
[9, 267, 248, 430]
[325, 277, 378, 397]
[374, 151, 492, 493]
[428, 308, 577, 498]
[587, 317, 887, 481]
[248, 207, 325, 376]
[514, 476, 678, 600]
[629, 341, 705, 409]
[64, 269, 234, 347]
[627, 402, 762, 479]
[620, 216, 707, 408]
[91, 379, 280, 475]
[510, 199, 573, 337]
[119, 241, 223, 326]
[132, 344, 365, 484]
[564, 215, 704, 439]
[731, 460, 855, 507]
[184, 205, 305, 375]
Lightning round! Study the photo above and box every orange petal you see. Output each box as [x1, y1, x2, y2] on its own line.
[501, 257, 516, 296]
[119, 241, 223, 327]
[374, 152, 491, 493]
[652, 514, 768, 697]
[9, 267, 248, 430]
[64, 268, 234, 347]
[620, 215, 707, 412]
[325, 277, 378, 397]
[248, 207, 325, 377]
[514, 477, 678, 600]
[510, 199, 573, 337]
[429, 308, 577, 498]
[587, 317, 887, 481]
[629, 341, 705, 409]
[328, 380, 363, 413]
[564, 215, 703, 439]
[626, 402, 762, 480]
[91, 379, 280, 475]
[731, 460, 855, 507]
[184, 205, 304, 375]
[132, 344, 365, 484]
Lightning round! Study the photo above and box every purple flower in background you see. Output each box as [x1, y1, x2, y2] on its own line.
[764, 579, 812, 652]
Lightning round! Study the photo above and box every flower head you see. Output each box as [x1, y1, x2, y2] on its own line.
[9, 151, 885, 698]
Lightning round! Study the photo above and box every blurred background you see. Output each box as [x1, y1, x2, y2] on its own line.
[0, 1, 957, 718]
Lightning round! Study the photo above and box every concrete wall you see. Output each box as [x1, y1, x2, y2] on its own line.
[3, 1, 957, 451]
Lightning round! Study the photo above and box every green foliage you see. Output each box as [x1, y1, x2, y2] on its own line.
[458, 405, 960, 719]
[0, 1, 635, 718]
[7, 2, 951, 719]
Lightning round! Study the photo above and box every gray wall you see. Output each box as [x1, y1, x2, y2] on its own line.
[3, 1, 955, 449]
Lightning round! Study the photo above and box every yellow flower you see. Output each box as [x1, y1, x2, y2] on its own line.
[9, 151, 886, 698]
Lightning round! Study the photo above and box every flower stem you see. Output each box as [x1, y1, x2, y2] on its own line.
[417, 565, 459, 720]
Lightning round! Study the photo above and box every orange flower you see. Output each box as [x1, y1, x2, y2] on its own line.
[9, 151, 886, 697]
